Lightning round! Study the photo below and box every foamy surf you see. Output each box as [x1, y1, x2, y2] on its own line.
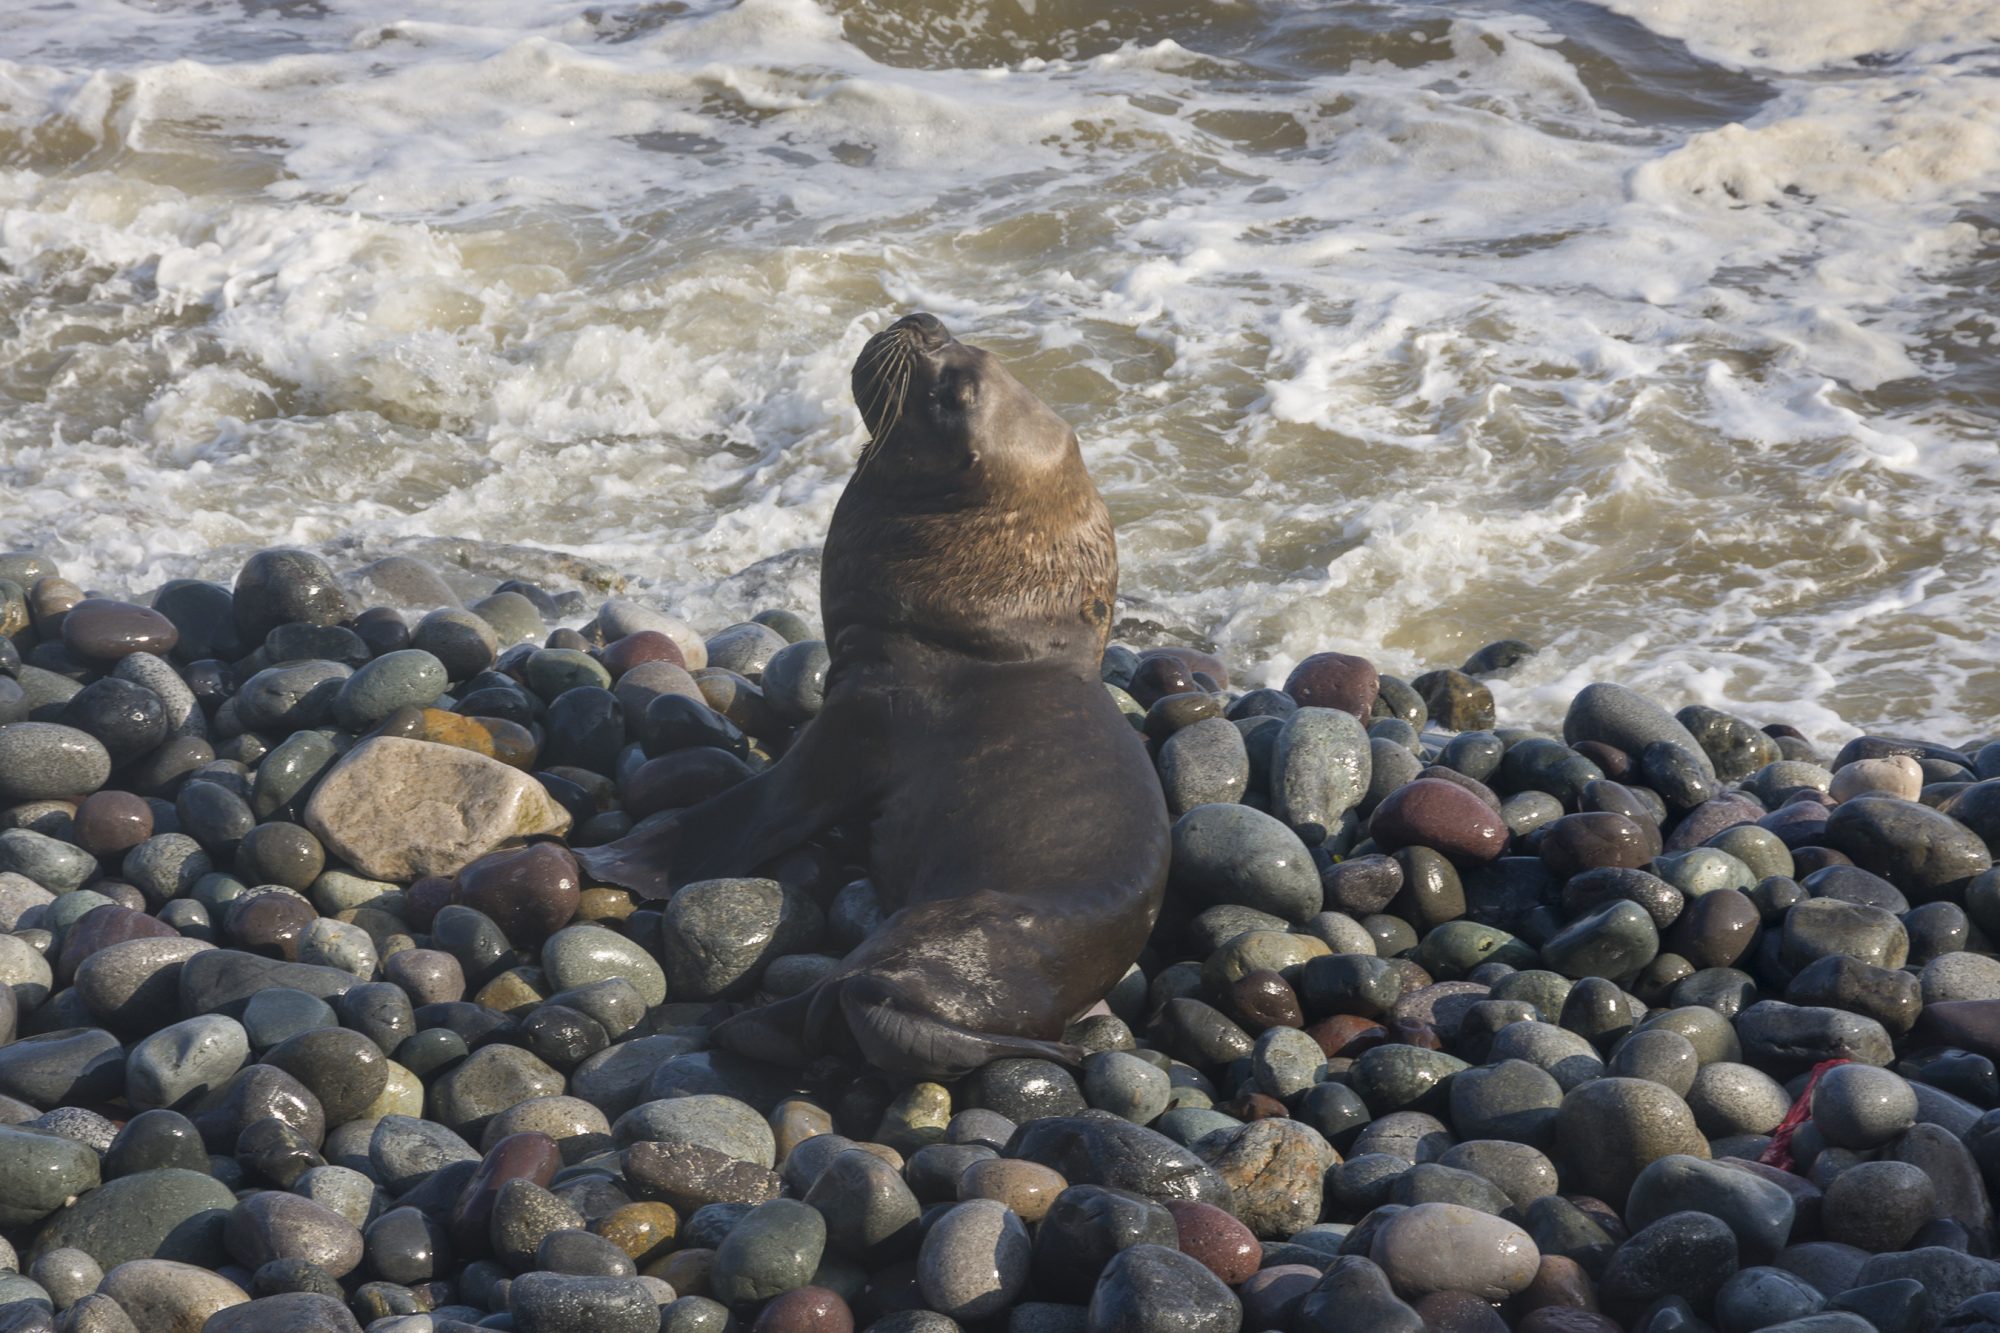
[2, 0, 1998, 743]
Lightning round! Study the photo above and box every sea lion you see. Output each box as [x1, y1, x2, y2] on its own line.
[575, 311, 1169, 1081]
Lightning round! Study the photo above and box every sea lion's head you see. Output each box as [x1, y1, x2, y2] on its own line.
[825, 312, 1117, 670]
[850, 312, 1077, 494]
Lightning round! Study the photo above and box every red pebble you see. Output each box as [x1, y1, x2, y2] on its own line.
[404, 876, 456, 931]
[450, 1132, 562, 1252]
[1305, 1014, 1386, 1059]
[602, 630, 685, 678]
[752, 1286, 853, 1333]
[1165, 1199, 1260, 1286]
[1282, 651, 1378, 718]
[1519, 1312, 1622, 1333]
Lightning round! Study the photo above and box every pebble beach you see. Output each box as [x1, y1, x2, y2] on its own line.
[0, 546, 1999, 1332]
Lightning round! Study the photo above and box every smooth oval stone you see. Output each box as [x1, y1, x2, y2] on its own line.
[102, 1108, 208, 1179]
[1500, 740, 1606, 809]
[658, 878, 821, 1000]
[0, 1027, 125, 1109]
[1321, 854, 1403, 917]
[1004, 1118, 1232, 1209]
[90, 1257, 246, 1332]
[1270, 707, 1370, 845]
[1627, 1154, 1794, 1265]
[1284, 653, 1377, 717]
[457, 842, 580, 946]
[614, 1094, 776, 1168]
[1736, 1001, 1894, 1075]
[511, 1271, 662, 1333]
[147, 580, 238, 665]
[1369, 779, 1507, 864]
[1821, 1160, 1936, 1253]
[61, 598, 179, 662]
[1782, 899, 1907, 971]
[1553, 1078, 1708, 1202]
[1601, 1209, 1740, 1312]
[1369, 1202, 1538, 1302]
[0, 723, 111, 802]
[164, 780, 246, 860]
[1347, 1044, 1469, 1118]
[1449, 1060, 1562, 1149]
[1824, 797, 1992, 902]
[1542, 900, 1660, 982]
[233, 550, 346, 643]
[1539, 813, 1654, 880]
[430, 1044, 565, 1137]
[1686, 1063, 1791, 1139]
[126, 1014, 250, 1111]
[234, 660, 351, 734]
[58, 677, 169, 764]
[28, 1167, 238, 1271]
[750, 1285, 852, 1333]
[1563, 685, 1713, 777]
[261, 1027, 387, 1128]
[1157, 718, 1251, 818]
[201, 1290, 361, 1331]
[363, 1206, 451, 1286]
[918, 1197, 1033, 1321]
[409, 608, 499, 682]
[1714, 1266, 1825, 1332]
[251, 730, 340, 821]
[1664, 889, 1760, 970]
[332, 650, 448, 732]
[1676, 706, 1779, 784]
[1809, 1064, 1915, 1149]
[224, 1190, 363, 1277]
[120, 832, 212, 906]
[0, 1122, 101, 1227]
[1085, 1242, 1242, 1333]
[802, 1147, 921, 1263]
[541, 686, 625, 775]
[0, 827, 95, 895]
[1169, 803, 1321, 923]
[761, 640, 831, 722]
[712, 1198, 826, 1305]
[1785, 956, 1921, 1039]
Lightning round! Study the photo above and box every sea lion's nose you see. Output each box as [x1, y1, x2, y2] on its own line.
[894, 312, 952, 351]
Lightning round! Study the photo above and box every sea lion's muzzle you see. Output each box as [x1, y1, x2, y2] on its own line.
[890, 310, 952, 352]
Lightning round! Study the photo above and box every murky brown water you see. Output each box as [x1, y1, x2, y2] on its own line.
[2, 0, 1998, 741]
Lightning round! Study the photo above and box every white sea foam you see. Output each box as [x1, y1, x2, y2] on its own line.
[2, 0, 1998, 743]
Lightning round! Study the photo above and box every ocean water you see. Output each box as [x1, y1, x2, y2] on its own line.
[2, 0, 1997, 744]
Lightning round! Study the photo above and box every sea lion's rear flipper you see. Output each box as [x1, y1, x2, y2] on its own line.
[837, 974, 1084, 1083]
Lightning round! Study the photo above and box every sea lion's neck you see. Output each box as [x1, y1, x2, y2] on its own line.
[820, 455, 1116, 677]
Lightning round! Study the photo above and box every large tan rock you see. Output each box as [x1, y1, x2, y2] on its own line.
[304, 736, 570, 882]
[99, 1259, 247, 1332]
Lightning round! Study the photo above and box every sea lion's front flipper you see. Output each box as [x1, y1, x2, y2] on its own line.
[574, 696, 887, 900]
[837, 974, 1084, 1083]
[573, 811, 681, 900]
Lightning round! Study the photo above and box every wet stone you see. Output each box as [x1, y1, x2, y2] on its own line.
[713, 1197, 826, 1306]
[1085, 1243, 1243, 1333]
[0, 723, 111, 803]
[1269, 706, 1370, 845]
[1598, 1210, 1739, 1313]
[1368, 1203, 1539, 1302]
[1168, 803, 1321, 922]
